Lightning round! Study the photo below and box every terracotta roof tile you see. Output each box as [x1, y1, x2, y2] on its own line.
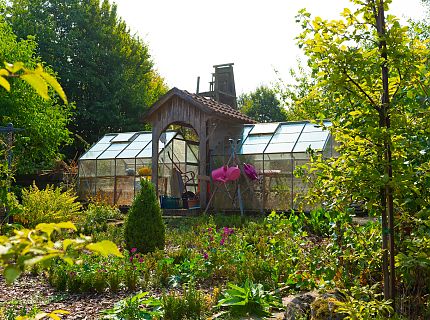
[182, 90, 256, 124]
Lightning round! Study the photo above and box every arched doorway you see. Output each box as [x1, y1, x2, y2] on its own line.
[144, 88, 255, 210]
[157, 124, 200, 209]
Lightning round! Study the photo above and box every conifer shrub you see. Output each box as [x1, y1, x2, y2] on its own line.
[124, 178, 165, 254]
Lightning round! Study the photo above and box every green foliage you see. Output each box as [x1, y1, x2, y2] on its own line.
[14, 183, 81, 228]
[0, 62, 67, 103]
[124, 178, 165, 254]
[0, 300, 41, 320]
[78, 202, 122, 235]
[293, 1, 430, 218]
[335, 285, 394, 319]
[217, 279, 280, 317]
[102, 291, 162, 320]
[162, 284, 207, 320]
[238, 85, 287, 122]
[7, 0, 168, 156]
[0, 221, 123, 283]
[48, 250, 145, 293]
[0, 16, 71, 174]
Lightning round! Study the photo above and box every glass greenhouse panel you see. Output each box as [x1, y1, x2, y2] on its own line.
[115, 176, 135, 206]
[115, 158, 136, 176]
[134, 133, 152, 142]
[98, 143, 129, 159]
[270, 132, 300, 144]
[137, 142, 153, 158]
[264, 142, 295, 154]
[174, 139, 186, 162]
[116, 148, 142, 159]
[302, 123, 324, 132]
[79, 160, 96, 177]
[241, 143, 268, 154]
[187, 145, 198, 163]
[264, 152, 293, 161]
[298, 131, 329, 142]
[98, 135, 116, 143]
[240, 134, 271, 154]
[126, 140, 151, 150]
[96, 177, 115, 205]
[97, 159, 115, 176]
[277, 123, 305, 134]
[242, 125, 254, 141]
[78, 178, 96, 199]
[293, 140, 326, 153]
[250, 122, 279, 134]
[111, 132, 137, 142]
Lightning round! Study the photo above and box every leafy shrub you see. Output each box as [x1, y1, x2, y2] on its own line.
[217, 279, 280, 317]
[0, 300, 41, 320]
[124, 178, 165, 254]
[162, 284, 207, 320]
[335, 285, 394, 319]
[14, 183, 81, 227]
[78, 203, 122, 235]
[101, 291, 162, 320]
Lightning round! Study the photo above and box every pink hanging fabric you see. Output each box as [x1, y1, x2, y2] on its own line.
[243, 163, 258, 180]
[211, 165, 241, 183]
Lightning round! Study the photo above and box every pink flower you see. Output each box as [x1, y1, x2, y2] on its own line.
[203, 252, 209, 259]
[129, 257, 133, 262]
[139, 258, 144, 263]
[130, 247, 137, 253]
[220, 238, 225, 245]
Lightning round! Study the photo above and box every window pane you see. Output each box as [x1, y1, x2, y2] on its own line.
[298, 131, 329, 142]
[244, 134, 271, 145]
[270, 132, 300, 144]
[293, 140, 326, 152]
[117, 149, 142, 159]
[241, 143, 267, 154]
[135, 133, 152, 142]
[98, 150, 123, 159]
[277, 123, 305, 134]
[250, 123, 279, 134]
[80, 150, 104, 160]
[265, 142, 295, 153]
[111, 132, 137, 142]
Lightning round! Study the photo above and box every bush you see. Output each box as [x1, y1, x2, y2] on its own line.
[78, 203, 122, 235]
[124, 178, 165, 254]
[14, 183, 81, 227]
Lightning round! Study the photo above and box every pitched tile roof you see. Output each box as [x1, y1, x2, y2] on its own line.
[145, 87, 256, 124]
[182, 90, 256, 123]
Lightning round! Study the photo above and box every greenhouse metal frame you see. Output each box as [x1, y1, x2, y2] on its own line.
[210, 120, 334, 212]
[78, 130, 199, 206]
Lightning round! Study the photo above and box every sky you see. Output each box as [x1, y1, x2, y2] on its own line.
[113, 0, 427, 95]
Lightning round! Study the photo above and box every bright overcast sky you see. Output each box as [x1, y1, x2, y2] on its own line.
[113, 0, 426, 95]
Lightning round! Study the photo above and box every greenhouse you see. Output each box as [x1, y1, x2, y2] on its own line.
[78, 120, 334, 211]
[78, 130, 199, 206]
[209, 120, 334, 212]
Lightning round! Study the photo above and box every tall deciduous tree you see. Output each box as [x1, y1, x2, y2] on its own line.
[295, 0, 430, 304]
[7, 0, 168, 155]
[0, 12, 71, 174]
[238, 86, 287, 123]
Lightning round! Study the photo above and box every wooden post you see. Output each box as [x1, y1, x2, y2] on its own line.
[151, 127, 160, 196]
[199, 121, 208, 208]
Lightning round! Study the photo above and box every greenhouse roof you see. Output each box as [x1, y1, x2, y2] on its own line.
[79, 131, 178, 160]
[239, 121, 332, 155]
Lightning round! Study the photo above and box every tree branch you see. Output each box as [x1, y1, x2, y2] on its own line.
[343, 69, 380, 111]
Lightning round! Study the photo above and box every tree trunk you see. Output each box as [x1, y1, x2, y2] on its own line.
[375, 0, 396, 306]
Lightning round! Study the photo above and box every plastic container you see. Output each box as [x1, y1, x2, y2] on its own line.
[160, 195, 180, 209]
